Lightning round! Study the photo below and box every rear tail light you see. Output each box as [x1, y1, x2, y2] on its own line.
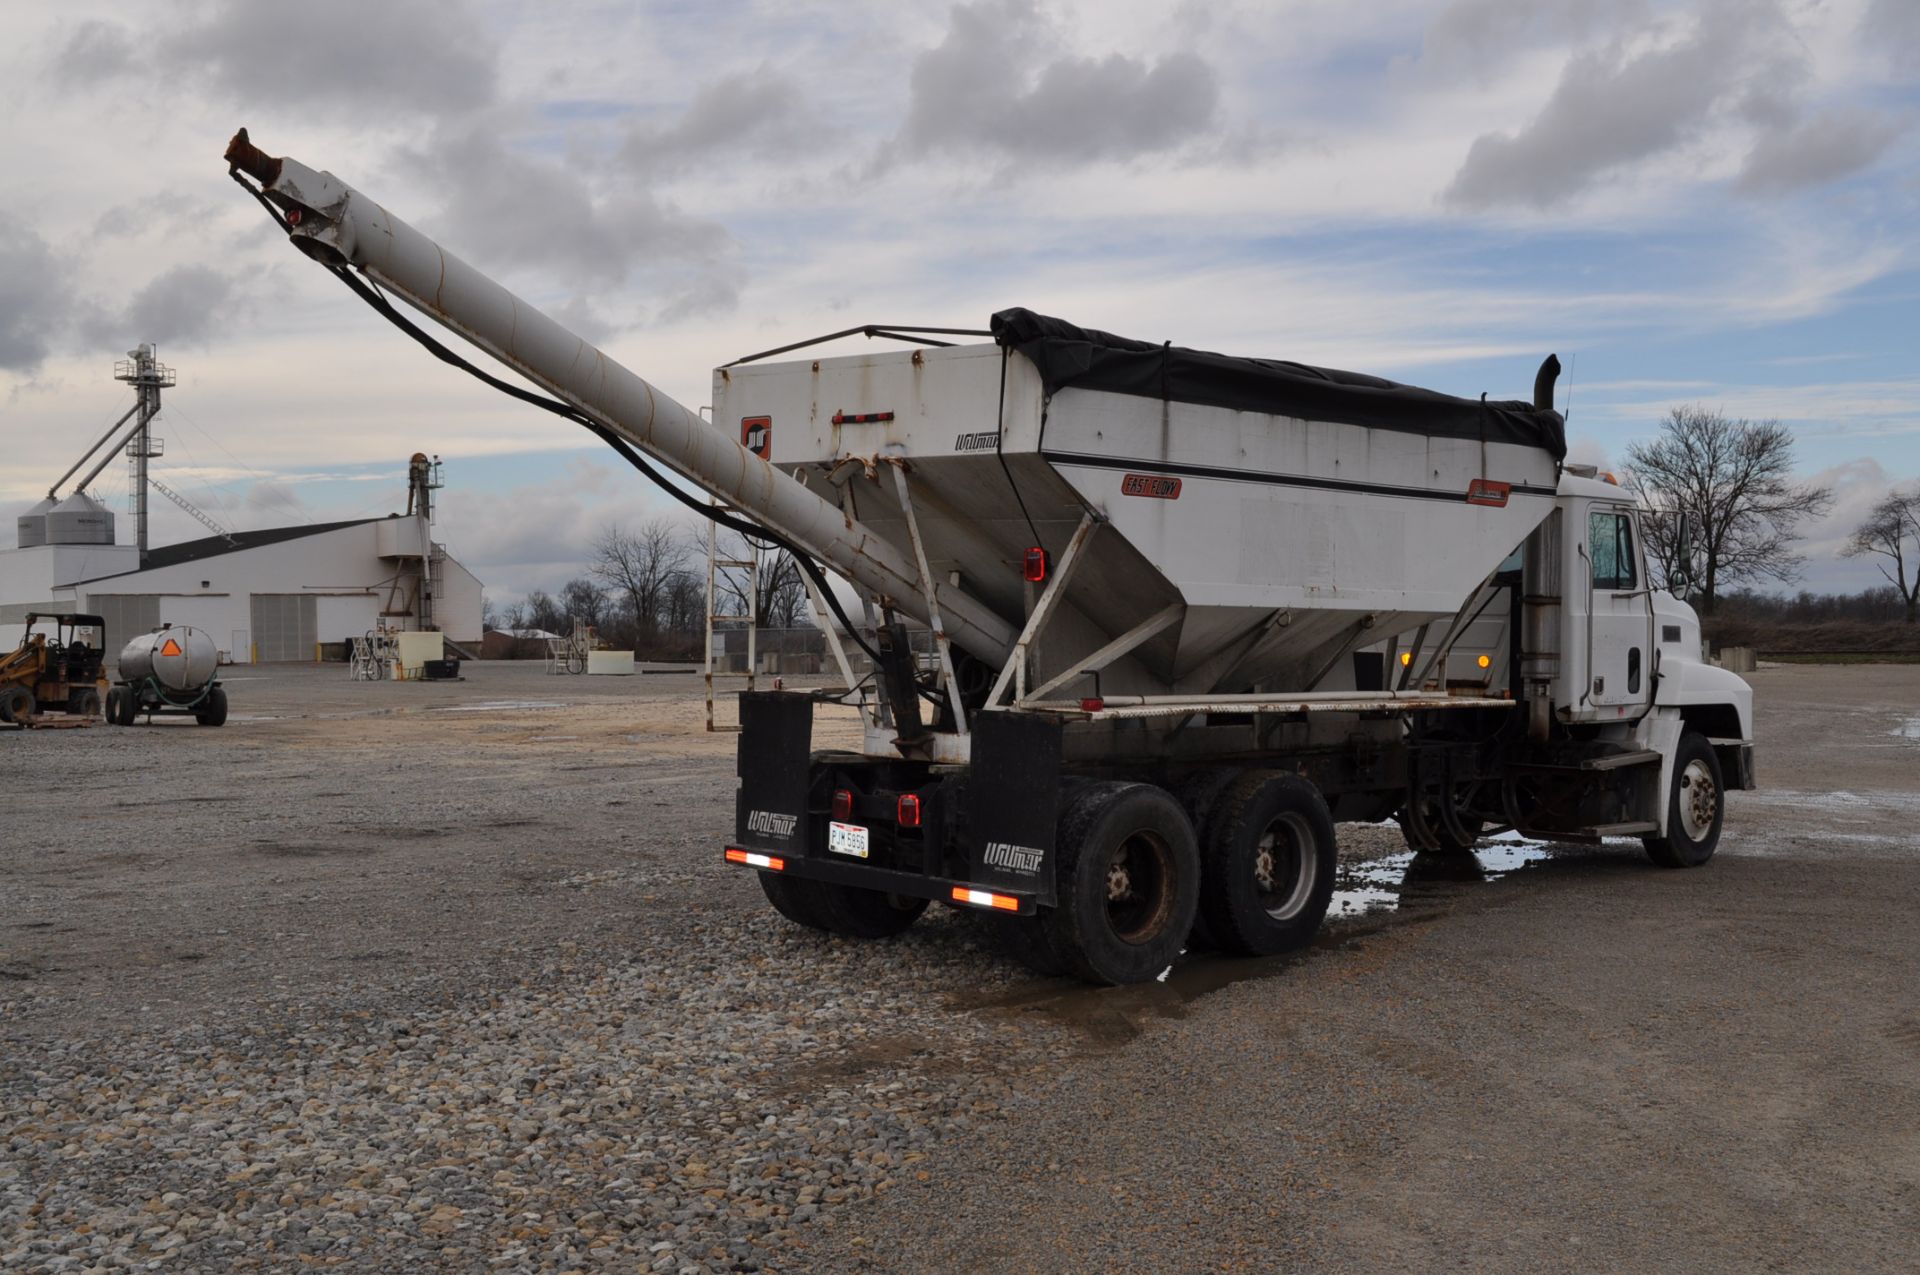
[725, 848, 786, 871]
[1023, 547, 1048, 582]
[896, 793, 922, 827]
[1080, 697, 1105, 713]
[832, 789, 854, 820]
[951, 887, 1021, 912]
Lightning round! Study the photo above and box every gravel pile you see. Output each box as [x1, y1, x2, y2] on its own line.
[2, 909, 1069, 1273]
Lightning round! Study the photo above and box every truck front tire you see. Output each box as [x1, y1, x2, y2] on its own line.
[1041, 781, 1199, 985]
[1200, 772, 1338, 958]
[1643, 731, 1723, 868]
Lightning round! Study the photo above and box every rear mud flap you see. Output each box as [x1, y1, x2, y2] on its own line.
[965, 712, 1063, 906]
[736, 692, 813, 856]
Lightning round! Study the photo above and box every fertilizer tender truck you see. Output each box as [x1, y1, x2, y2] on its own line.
[226, 130, 1755, 985]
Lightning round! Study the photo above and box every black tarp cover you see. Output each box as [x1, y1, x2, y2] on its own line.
[991, 308, 1567, 462]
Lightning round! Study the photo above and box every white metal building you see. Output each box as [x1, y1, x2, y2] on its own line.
[0, 515, 483, 661]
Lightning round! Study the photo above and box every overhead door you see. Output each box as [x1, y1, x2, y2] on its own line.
[87, 594, 161, 665]
[249, 594, 318, 662]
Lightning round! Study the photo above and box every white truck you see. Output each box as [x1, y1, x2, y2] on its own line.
[225, 130, 1754, 985]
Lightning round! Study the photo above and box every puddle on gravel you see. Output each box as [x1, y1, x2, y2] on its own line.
[961, 834, 1569, 1047]
[1893, 718, 1920, 741]
[430, 700, 566, 713]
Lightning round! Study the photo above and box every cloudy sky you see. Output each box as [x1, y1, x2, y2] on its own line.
[2, 0, 1915, 603]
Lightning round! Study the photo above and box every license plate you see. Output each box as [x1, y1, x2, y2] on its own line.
[828, 821, 870, 859]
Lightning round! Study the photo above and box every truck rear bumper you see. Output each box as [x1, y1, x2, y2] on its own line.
[723, 848, 1035, 915]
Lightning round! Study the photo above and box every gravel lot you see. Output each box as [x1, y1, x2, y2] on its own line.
[4, 662, 1918, 1272]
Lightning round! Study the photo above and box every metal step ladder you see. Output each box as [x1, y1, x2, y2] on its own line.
[704, 497, 760, 732]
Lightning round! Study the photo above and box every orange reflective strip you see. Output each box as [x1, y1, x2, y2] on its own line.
[950, 887, 1020, 912]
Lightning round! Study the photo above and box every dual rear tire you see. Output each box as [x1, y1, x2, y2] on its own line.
[994, 774, 1338, 983]
[757, 872, 929, 940]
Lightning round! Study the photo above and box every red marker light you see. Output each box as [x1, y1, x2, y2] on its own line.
[286, 207, 303, 227]
[1023, 547, 1048, 582]
[896, 793, 922, 827]
[1080, 697, 1105, 713]
[832, 789, 854, 821]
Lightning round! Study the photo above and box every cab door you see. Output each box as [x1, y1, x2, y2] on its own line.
[1586, 504, 1652, 711]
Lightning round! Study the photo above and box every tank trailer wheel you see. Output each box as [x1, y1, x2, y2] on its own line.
[1038, 781, 1199, 986]
[0, 686, 34, 724]
[1643, 732, 1723, 869]
[195, 687, 229, 727]
[757, 871, 928, 939]
[112, 687, 141, 726]
[1200, 772, 1339, 958]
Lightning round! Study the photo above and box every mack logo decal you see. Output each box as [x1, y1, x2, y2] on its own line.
[982, 842, 1044, 874]
[1120, 473, 1182, 499]
[746, 809, 798, 839]
[954, 431, 1001, 452]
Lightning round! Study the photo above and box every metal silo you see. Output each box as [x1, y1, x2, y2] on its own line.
[15, 496, 55, 548]
[46, 491, 117, 545]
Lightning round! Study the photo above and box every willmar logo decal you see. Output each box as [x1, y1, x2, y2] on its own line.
[742, 417, 772, 459]
[1120, 473, 1182, 499]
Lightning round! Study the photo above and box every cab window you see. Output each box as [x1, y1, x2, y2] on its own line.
[1589, 509, 1638, 591]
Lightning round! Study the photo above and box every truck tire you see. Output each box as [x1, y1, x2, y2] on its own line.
[1199, 771, 1338, 958]
[1643, 732, 1723, 869]
[758, 871, 834, 930]
[1170, 767, 1240, 951]
[990, 781, 1106, 978]
[195, 687, 229, 727]
[1040, 781, 1199, 985]
[758, 872, 928, 939]
[0, 686, 34, 724]
[115, 687, 141, 726]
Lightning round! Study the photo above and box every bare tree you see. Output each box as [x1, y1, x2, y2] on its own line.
[1842, 486, 1920, 623]
[713, 535, 810, 630]
[1622, 407, 1832, 613]
[523, 589, 567, 635]
[559, 576, 609, 632]
[591, 519, 690, 640]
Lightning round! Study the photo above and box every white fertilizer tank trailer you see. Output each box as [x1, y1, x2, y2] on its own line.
[108, 625, 227, 727]
[225, 129, 1756, 985]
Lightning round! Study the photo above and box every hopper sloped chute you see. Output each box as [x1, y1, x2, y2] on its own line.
[719, 310, 1566, 700]
[989, 309, 1566, 696]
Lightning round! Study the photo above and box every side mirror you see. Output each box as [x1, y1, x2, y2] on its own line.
[1671, 512, 1693, 594]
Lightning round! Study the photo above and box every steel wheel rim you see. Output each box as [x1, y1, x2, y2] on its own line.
[1677, 758, 1718, 841]
[1254, 811, 1318, 921]
[1105, 829, 1175, 945]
